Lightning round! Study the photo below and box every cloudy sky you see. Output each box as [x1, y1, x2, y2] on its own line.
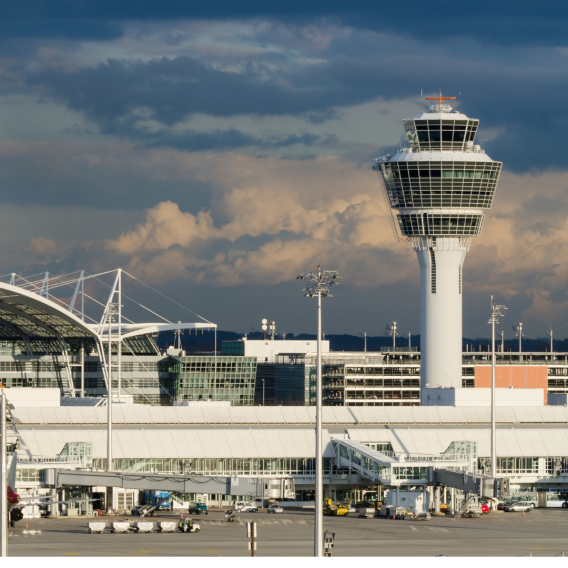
[1, 0, 568, 339]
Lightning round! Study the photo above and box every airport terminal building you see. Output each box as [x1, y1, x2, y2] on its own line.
[2, 272, 568, 514]
[10, 404, 568, 512]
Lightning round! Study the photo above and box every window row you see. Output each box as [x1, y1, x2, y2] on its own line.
[549, 368, 568, 376]
[388, 169, 498, 180]
[387, 192, 494, 209]
[343, 378, 420, 387]
[345, 390, 420, 399]
[398, 214, 484, 236]
[478, 457, 539, 474]
[343, 367, 419, 376]
[16, 468, 45, 482]
[92, 457, 333, 476]
[181, 362, 255, 371]
[403, 119, 479, 150]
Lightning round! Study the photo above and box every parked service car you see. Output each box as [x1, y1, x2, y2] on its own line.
[235, 501, 258, 512]
[267, 503, 284, 514]
[498, 499, 520, 511]
[505, 502, 532, 512]
[188, 502, 208, 515]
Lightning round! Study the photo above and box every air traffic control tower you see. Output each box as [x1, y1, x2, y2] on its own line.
[373, 95, 502, 393]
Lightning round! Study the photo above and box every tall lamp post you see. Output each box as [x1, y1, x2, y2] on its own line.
[297, 266, 341, 557]
[488, 301, 507, 479]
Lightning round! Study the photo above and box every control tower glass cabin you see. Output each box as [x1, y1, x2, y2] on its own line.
[373, 98, 502, 393]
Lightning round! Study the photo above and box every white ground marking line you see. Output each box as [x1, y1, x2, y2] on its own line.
[425, 527, 449, 532]
[409, 526, 418, 531]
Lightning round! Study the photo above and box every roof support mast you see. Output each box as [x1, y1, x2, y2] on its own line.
[97, 269, 123, 476]
[39, 272, 49, 299]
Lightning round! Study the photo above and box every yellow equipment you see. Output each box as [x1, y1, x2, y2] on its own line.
[324, 498, 349, 516]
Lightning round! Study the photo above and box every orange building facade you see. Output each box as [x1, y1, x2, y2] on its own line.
[474, 366, 549, 404]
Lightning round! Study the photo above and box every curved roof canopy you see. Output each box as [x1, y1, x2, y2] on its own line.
[0, 283, 97, 342]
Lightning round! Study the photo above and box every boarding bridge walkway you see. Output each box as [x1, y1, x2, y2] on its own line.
[332, 438, 495, 495]
[46, 469, 295, 500]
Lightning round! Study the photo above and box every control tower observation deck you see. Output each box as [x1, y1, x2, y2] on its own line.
[373, 96, 502, 392]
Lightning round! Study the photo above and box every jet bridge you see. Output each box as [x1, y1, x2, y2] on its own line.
[45, 469, 295, 500]
[332, 438, 495, 495]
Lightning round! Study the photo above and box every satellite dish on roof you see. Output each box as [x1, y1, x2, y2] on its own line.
[262, 318, 268, 325]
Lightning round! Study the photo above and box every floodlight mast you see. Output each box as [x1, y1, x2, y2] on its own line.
[296, 266, 341, 558]
[488, 301, 507, 479]
[388, 322, 398, 348]
[514, 322, 524, 353]
[545, 327, 553, 353]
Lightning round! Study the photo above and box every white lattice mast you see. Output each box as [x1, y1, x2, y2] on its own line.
[373, 93, 502, 392]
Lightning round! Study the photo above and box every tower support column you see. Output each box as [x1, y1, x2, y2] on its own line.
[415, 237, 468, 392]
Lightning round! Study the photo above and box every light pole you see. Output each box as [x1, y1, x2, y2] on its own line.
[489, 301, 507, 479]
[545, 327, 553, 353]
[297, 266, 341, 558]
[262, 379, 265, 406]
[388, 322, 398, 348]
[513, 322, 523, 352]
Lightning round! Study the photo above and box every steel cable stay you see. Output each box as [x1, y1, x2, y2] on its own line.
[122, 270, 213, 324]
[3, 268, 213, 330]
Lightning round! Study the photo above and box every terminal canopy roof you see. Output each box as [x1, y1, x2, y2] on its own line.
[0, 283, 96, 342]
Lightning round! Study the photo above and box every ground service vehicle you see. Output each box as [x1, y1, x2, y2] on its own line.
[377, 505, 405, 519]
[234, 501, 258, 512]
[224, 507, 240, 522]
[267, 503, 283, 514]
[177, 518, 200, 532]
[505, 502, 532, 512]
[458, 501, 483, 518]
[188, 502, 208, 515]
[141, 490, 172, 511]
[132, 505, 157, 517]
[324, 498, 349, 516]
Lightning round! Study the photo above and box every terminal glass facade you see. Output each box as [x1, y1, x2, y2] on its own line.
[92, 457, 332, 475]
[170, 356, 257, 405]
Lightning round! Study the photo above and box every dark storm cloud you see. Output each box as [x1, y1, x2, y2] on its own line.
[2, 0, 568, 47]
[25, 47, 568, 171]
[140, 129, 331, 152]
[27, 56, 376, 127]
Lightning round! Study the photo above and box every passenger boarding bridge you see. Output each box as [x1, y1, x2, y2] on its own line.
[332, 438, 495, 496]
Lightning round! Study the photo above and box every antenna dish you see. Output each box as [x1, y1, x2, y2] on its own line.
[262, 318, 268, 325]
[262, 325, 267, 331]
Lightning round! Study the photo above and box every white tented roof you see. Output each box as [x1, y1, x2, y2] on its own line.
[18, 429, 336, 460]
[0, 282, 96, 341]
[347, 429, 568, 458]
[13, 405, 568, 425]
